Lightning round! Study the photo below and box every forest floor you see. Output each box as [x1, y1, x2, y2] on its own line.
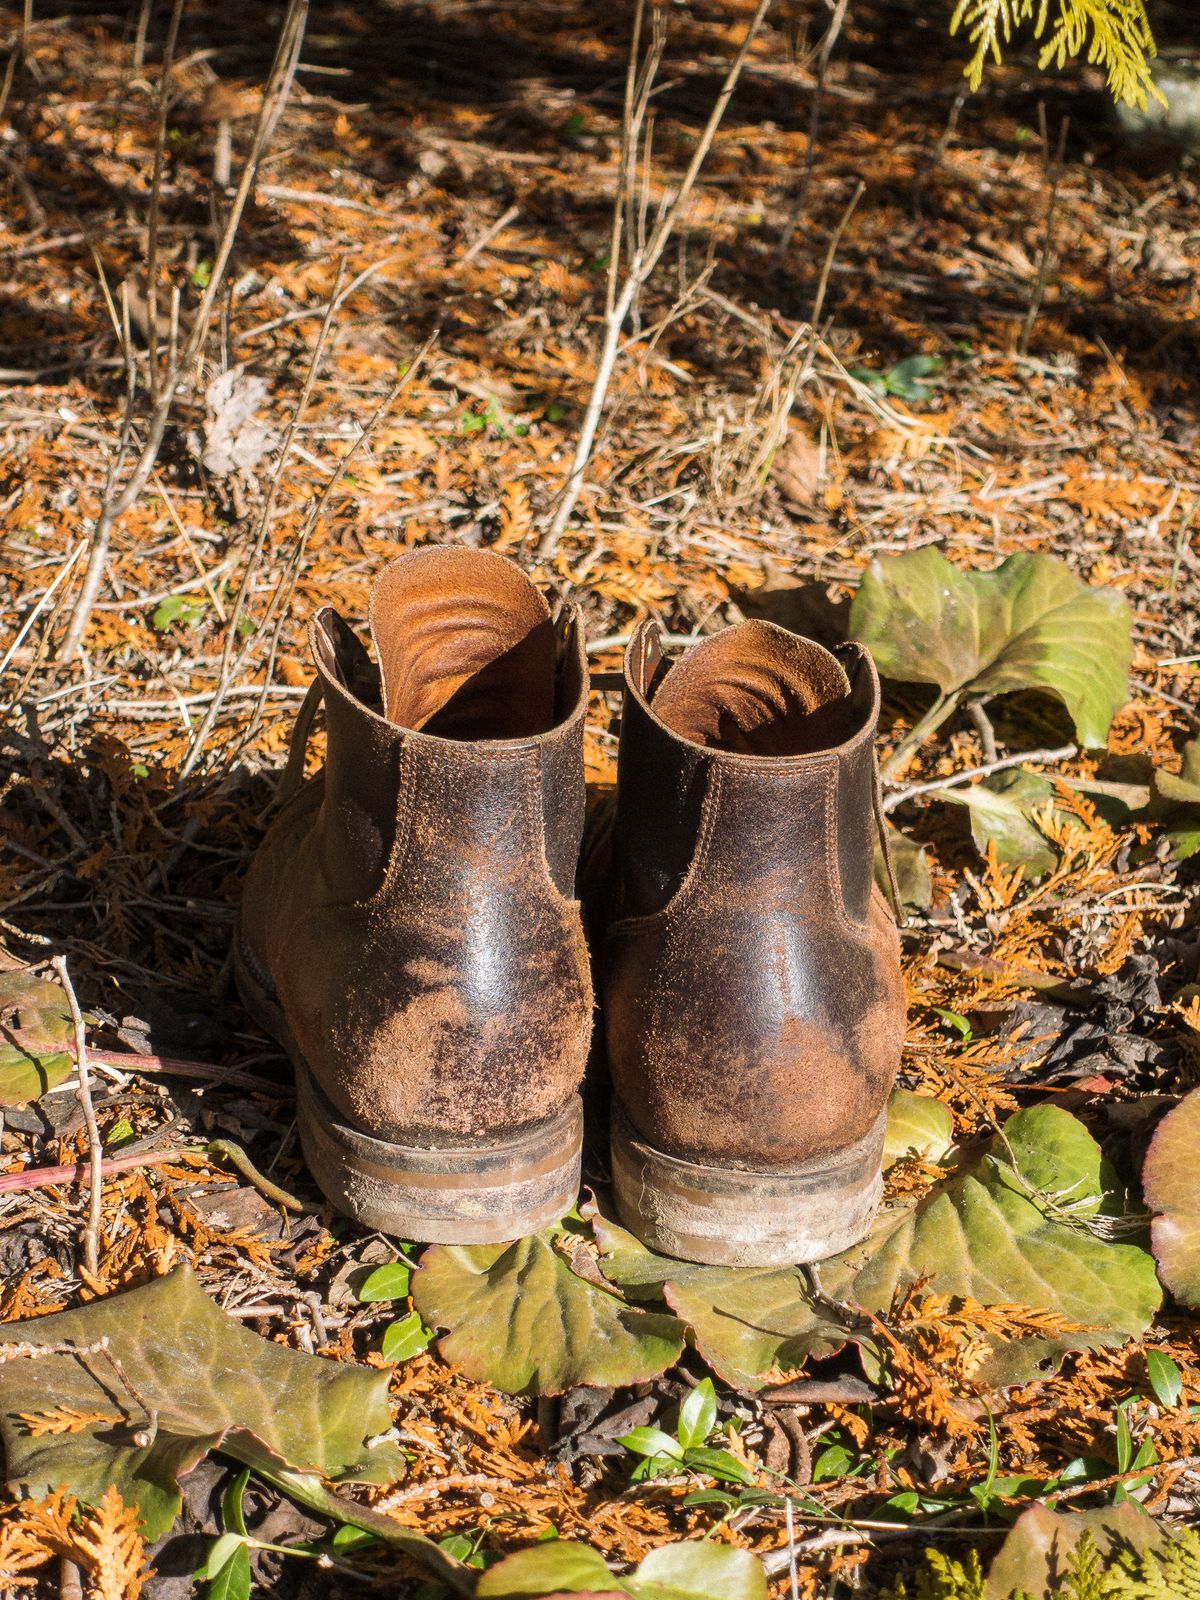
[3, 0, 1200, 1595]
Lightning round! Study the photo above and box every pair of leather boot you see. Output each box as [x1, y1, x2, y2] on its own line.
[235, 548, 905, 1267]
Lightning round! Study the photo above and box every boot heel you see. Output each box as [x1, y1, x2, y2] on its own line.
[610, 1100, 886, 1267]
[296, 1065, 583, 1243]
[234, 933, 582, 1242]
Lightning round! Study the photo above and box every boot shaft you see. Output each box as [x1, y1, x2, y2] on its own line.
[312, 548, 588, 905]
[612, 619, 881, 926]
[600, 617, 904, 1178]
[239, 547, 593, 1160]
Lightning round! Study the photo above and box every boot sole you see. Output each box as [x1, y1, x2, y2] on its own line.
[610, 1099, 886, 1267]
[232, 932, 583, 1243]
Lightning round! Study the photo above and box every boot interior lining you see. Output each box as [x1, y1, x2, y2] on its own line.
[371, 550, 558, 740]
[649, 621, 868, 757]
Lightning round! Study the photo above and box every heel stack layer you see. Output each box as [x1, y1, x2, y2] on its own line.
[296, 1065, 583, 1242]
[610, 1100, 886, 1267]
[234, 932, 582, 1242]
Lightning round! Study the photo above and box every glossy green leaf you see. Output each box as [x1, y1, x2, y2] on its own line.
[681, 1446, 756, 1486]
[195, 1533, 247, 1580]
[619, 1426, 683, 1461]
[882, 1090, 955, 1168]
[207, 1542, 251, 1600]
[358, 1262, 412, 1302]
[849, 548, 1131, 747]
[0, 1265, 407, 1539]
[982, 1502, 1164, 1600]
[381, 1311, 431, 1363]
[1145, 1348, 1183, 1409]
[476, 1538, 769, 1599]
[934, 769, 1059, 877]
[0, 968, 74, 1106]
[677, 1379, 717, 1449]
[1142, 1086, 1200, 1306]
[596, 1105, 1160, 1392]
[412, 1230, 686, 1396]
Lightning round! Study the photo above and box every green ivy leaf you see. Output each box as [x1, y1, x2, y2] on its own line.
[934, 769, 1060, 877]
[849, 548, 1131, 748]
[358, 1262, 412, 1302]
[0, 1265, 408, 1539]
[381, 1311, 432, 1363]
[476, 1538, 769, 1599]
[1145, 1348, 1183, 1409]
[411, 1230, 686, 1396]
[595, 1105, 1160, 1392]
[0, 968, 74, 1107]
[1142, 1086, 1200, 1307]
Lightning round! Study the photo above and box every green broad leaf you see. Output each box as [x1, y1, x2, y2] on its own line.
[1145, 1348, 1183, 1409]
[590, 1210, 845, 1392]
[821, 1103, 1162, 1387]
[619, 1427, 684, 1461]
[681, 1446, 756, 1486]
[934, 769, 1060, 877]
[411, 1230, 686, 1396]
[0, 967, 75, 1106]
[882, 1090, 955, 1169]
[476, 1538, 769, 1599]
[221, 1468, 249, 1537]
[1152, 739, 1200, 858]
[594, 1104, 1160, 1392]
[875, 824, 931, 910]
[207, 1541, 251, 1600]
[195, 1532, 248, 1580]
[982, 1503, 1165, 1600]
[1142, 1086, 1200, 1307]
[381, 1311, 431, 1363]
[849, 548, 1132, 748]
[359, 1262, 412, 1302]
[883, 352, 942, 401]
[631, 1542, 769, 1599]
[152, 594, 208, 632]
[475, 1540, 622, 1596]
[677, 1379, 717, 1449]
[1152, 737, 1200, 807]
[0, 1265, 408, 1540]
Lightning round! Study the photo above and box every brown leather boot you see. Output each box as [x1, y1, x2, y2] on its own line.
[593, 619, 905, 1266]
[235, 548, 592, 1242]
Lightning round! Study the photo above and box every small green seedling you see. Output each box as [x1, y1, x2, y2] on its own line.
[849, 353, 943, 403]
[152, 594, 208, 632]
[618, 1378, 755, 1485]
[357, 1253, 432, 1363]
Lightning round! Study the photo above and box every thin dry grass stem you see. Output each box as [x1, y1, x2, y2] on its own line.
[538, 0, 774, 557]
[176, 255, 351, 778]
[776, 0, 853, 259]
[883, 744, 1078, 812]
[58, 0, 309, 662]
[1019, 108, 1069, 359]
[183, 326, 436, 780]
[50, 956, 101, 1282]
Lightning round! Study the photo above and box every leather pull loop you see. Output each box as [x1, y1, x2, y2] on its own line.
[277, 677, 323, 806]
[871, 748, 906, 928]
